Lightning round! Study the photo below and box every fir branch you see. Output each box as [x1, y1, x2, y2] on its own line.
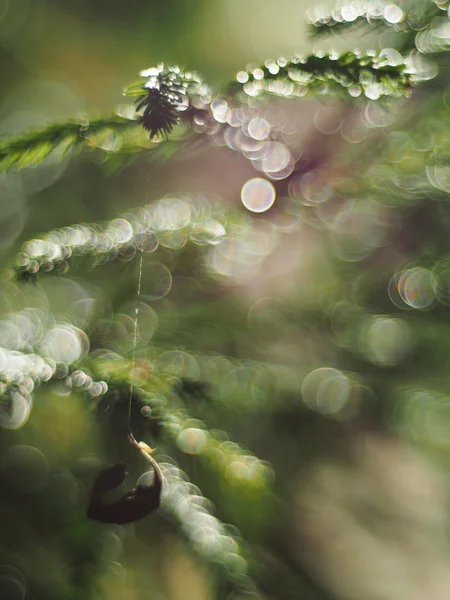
[0, 73, 208, 174]
[13, 196, 228, 281]
[227, 50, 413, 101]
[0, 344, 262, 594]
[124, 63, 211, 139]
[0, 348, 55, 429]
[0, 47, 414, 174]
[308, 1, 446, 54]
[74, 355, 269, 592]
[307, 1, 406, 38]
[83, 350, 274, 499]
[0, 115, 146, 173]
[160, 462, 258, 593]
[161, 404, 274, 498]
[0, 322, 105, 429]
[309, 15, 386, 38]
[9, 349, 262, 592]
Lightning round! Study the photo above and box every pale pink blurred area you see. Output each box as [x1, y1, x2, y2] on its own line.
[292, 430, 450, 600]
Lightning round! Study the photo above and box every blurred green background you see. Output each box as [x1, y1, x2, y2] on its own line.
[2, 1, 450, 600]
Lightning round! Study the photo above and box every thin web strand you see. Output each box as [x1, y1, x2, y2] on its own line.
[128, 243, 144, 433]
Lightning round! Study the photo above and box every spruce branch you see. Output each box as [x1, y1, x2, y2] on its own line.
[13, 195, 229, 281]
[308, 1, 447, 54]
[32, 354, 261, 593]
[307, 1, 407, 38]
[0, 67, 210, 173]
[0, 115, 149, 173]
[160, 462, 259, 594]
[0, 46, 415, 174]
[227, 50, 412, 100]
[0, 348, 107, 430]
[0, 343, 262, 594]
[72, 355, 269, 593]
[124, 63, 211, 139]
[0, 348, 55, 429]
[0, 319, 102, 429]
[82, 350, 275, 503]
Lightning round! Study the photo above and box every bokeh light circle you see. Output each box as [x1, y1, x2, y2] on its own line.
[177, 428, 208, 455]
[301, 367, 351, 415]
[0, 393, 32, 430]
[140, 262, 173, 301]
[247, 117, 271, 140]
[397, 267, 435, 310]
[41, 325, 89, 363]
[241, 178, 276, 213]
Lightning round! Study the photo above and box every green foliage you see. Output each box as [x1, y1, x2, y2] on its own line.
[308, 1, 445, 52]
[0, 117, 142, 172]
[2, 0, 450, 599]
[227, 50, 412, 99]
[0, 49, 412, 173]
